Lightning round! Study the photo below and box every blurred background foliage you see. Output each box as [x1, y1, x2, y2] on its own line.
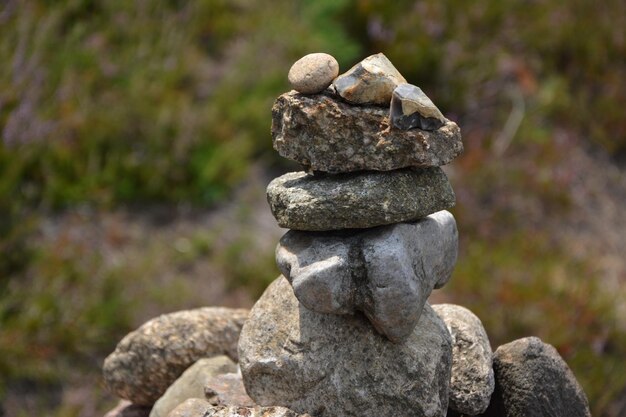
[1, 0, 625, 416]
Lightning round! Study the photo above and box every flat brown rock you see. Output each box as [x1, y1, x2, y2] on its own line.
[271, 91, 462, 173]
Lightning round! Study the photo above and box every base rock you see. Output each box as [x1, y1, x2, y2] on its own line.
[103, 307, 248, 405]
[239, 277, 452, 417]
[433, 304, 494, 415]
[483, 336, 591, 417]
[168, 399, 309, 417]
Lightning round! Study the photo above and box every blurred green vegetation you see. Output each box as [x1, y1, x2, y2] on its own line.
[1, 0, 625, 416]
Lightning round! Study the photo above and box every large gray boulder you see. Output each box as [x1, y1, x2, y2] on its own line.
[483, 337, 591, 417]
[103, 307, 248, 405]
[238, 277, 452, 417]
[432, 304, 494, 415]
[272, 91, 462, 173]
[277, 211, 458, 342]
[150, 356, 238, 417]
[266, 168, 455, 231]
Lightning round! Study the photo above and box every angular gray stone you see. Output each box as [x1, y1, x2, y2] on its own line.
[277, 211, 458, 342]
[238, 277, 452, 417]
[288, 53, 339, 94]
[483, 337, 591, 417]
[150, 356, 238, 417]
[333, 53, 406, 105]
[103, 307, 249, 405]
[432, 304, 494, 415]
[390, 83, 446, 131]
[272, 91, 462, 173]
[168, 399, 307, 417]
[266, 168, 455, 231]
[205, 371, 255, 407]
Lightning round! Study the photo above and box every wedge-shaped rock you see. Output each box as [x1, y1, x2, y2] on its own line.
[103, 307, 248, 405]
[390, 83, 446, 131]
[239, 277, 452, 417]
[272, 91, 462, 173]
[333, 53, 406, 105]
[150, 356, 237, 417]
[277, 211, 458, 342]
[482, 337, 591, 417]
[433, 304, 494, 415]
[266, 168, 455, 231]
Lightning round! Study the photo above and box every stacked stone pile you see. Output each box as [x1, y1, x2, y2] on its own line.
[102, 53, 592, 417]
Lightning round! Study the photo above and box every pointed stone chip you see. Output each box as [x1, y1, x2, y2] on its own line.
[333, 53, 406, 105]
[390, 83, 447, 131]
[266, 168, 455, 231]
[271, 91, 463, 173]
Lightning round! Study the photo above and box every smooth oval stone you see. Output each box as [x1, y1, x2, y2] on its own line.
[333, 53, 406, 105]
[266, 168, 455, 231]
[288, 53, 339, 94]
[390, 83, 446, 131]
[238, 276, 452, 417]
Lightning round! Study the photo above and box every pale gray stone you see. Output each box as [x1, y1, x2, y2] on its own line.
[103, 307, 249, 405]
[266, 168, 455, 231]
[150, 356, 238, 417]
[432, 304, 494, 415]
[390, 83, 446, 131]
[104, 400, 150, 417]
[482, 337, 591, 417]
[168, 399, 307, 417]
[204, 370, 254, 407]
[333, 53, 406, 105]
[239, 277, 452, 417]
[272, 91, 462, 173]
[277, 211, 458, 342]
[288, 53, 339, 94]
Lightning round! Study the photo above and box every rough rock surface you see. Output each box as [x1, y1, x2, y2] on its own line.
[432, 304, 494, 415]
[205, 371, 255, 407]
[483, 337, 591, 417]
[390, 83, 446, 131]
[333, 53, 406, 105]
[277, 211, 458, 342]
[288, 53, 339, 94]
[272, 91, 462, 173]
[168, 399, 308, 417]
[150, 356, 238, 417]
[266, 168, 455, 231]
[104, 400, 151, 417]
[103, 307, 249, 405]
[239, 277, 452, 417]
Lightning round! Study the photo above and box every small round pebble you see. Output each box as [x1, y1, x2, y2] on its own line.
[288, 53, 339, 94]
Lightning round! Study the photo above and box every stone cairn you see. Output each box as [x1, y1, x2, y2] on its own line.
[102, 53, 592, 417]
